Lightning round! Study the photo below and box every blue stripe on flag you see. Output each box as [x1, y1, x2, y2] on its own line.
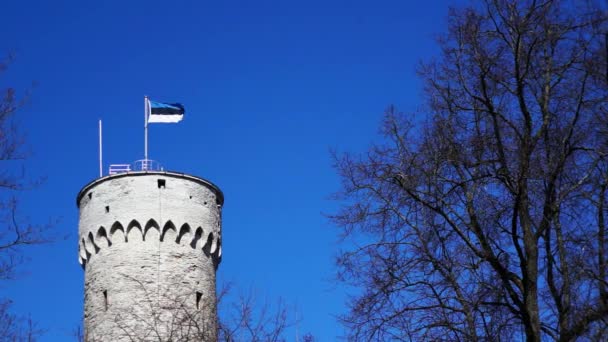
[150, 101, 181, 110]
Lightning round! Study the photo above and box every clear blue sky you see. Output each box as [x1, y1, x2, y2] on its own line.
[1, 0, 456, 340]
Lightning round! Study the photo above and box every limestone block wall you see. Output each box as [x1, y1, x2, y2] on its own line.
[77, 172, 223, 341]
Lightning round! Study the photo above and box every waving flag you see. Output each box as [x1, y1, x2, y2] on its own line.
[147, 100, 185, 123]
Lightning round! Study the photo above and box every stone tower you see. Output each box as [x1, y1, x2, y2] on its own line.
[77, 171, 223, 341]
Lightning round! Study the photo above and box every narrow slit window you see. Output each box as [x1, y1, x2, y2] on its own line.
[103, 290, 108, 311]
[196, 292, 202, 310]
[88, 192, 93, 200]
[157, 179, 166, 188]
[105, 206, 110, 213]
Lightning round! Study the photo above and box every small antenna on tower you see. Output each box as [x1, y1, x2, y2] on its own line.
[99, 119, 103, 178]
[295, 304, 300, 342]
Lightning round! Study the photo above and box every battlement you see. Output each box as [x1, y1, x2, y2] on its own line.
[78, 218, 221, 267]
[77, 171, 224, 268]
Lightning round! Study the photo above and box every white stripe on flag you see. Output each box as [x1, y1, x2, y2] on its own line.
[148, 114, 184, 123]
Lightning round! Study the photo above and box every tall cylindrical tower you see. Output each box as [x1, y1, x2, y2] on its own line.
[77, 171, 223, 341]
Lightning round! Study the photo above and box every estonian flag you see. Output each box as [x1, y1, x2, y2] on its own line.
[147, 99, 185, 123]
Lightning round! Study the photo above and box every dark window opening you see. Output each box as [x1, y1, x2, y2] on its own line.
[105, 206, 110, 213]
[88, 192, 93, 200]
[196, 292, 202, 310]
[157, 179, 166, 188]
[189, 195, 193, 199]
[103, 290, 108, 311]
[204, 201, 207, 206]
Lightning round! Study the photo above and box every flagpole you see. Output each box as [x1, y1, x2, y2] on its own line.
[99, 119, 103, 177]
[144, 95, 149, 169]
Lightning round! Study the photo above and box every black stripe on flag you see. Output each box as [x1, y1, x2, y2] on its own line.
[150, 103, 185, 115]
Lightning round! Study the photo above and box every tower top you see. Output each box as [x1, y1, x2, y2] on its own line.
[76, 170, 224, 208]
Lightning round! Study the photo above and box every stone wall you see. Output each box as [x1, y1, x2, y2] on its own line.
[77, 172, 223, 341]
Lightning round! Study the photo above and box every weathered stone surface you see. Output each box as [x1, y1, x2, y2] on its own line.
[77, 172, 223, 341]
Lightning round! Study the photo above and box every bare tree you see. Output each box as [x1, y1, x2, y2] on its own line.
[331, 1, 608, 341]
[77, 278, 298, 342]
[0, 300, 44, 342]
[217, 283, 294, 342]
[0, 54, 49, 275]
[0, 53, 53, 341]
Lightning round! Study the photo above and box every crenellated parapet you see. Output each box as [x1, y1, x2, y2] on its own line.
[78, 218, 222, 268]
[77, 171, 223, 266]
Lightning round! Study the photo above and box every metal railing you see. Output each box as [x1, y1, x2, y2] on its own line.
[133, 159, 162, 171]
[108, 164, 131, 175]
[108, 159, 163, 175]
